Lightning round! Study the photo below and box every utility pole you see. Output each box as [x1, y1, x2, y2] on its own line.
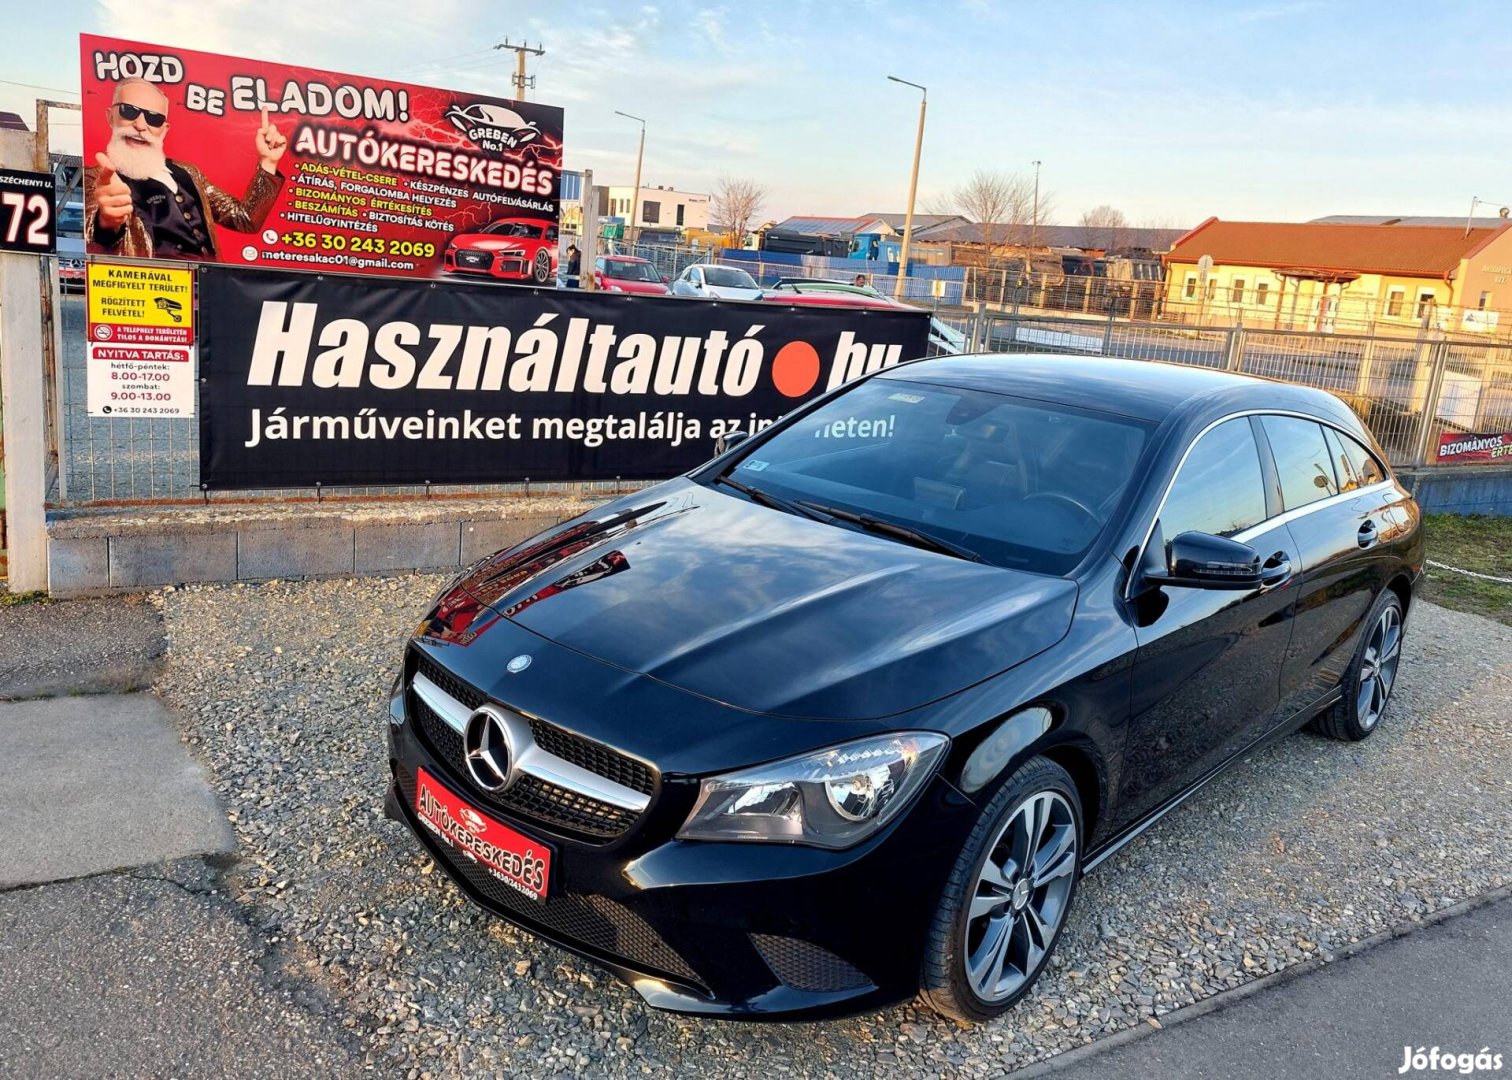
[494, 39, 544, 100]
[614, 111, 646, 249]
[1031, 160, 1042, 249]
[888, 75, 927, 301]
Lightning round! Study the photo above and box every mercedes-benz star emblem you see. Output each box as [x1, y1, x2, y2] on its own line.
[507, 654, 532, 674]
[463, 710, 512, 792]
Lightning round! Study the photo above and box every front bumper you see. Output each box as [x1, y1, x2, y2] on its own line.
[384, 678, 970, 1019]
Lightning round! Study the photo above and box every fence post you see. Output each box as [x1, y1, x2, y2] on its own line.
[0, 124, 49, 591]
[1101, 305, 1117, 355]
[972, 301, 987, 351]
[1410, 339, 1451, 466]
[579, 168, 598, 290]
[1224, 328, 1246, 371]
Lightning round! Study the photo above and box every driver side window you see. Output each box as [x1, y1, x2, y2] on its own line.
[1161, 419, 1268, 539]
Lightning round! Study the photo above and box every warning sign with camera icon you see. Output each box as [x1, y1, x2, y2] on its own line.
[85, 260, 196, 418]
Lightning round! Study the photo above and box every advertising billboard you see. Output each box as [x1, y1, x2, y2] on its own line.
[198, 266, 931, 489]
[79, 35, 563, 282]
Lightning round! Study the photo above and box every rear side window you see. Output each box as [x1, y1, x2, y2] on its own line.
[1323, 427, 1361, 491]
[1161, 419, 1268, 538]
[1340, 432, 1386, 486]
[1261, 416, 1339, 509]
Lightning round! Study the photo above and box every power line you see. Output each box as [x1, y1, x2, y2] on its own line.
[0, 78, 78, 96]
[384, 46, 507, 78]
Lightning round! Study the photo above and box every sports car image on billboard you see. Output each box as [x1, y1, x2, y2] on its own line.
[444, 217, 560, 284]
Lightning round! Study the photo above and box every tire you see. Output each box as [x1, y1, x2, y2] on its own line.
[533, 250, 552, 284]
[920, 756, 1082, 1023]
[1310, 588, 1405, 741]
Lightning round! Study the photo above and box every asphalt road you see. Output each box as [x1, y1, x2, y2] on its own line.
[1029, 893, 1512, 1080]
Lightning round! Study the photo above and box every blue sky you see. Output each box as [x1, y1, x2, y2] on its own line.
[7, 0, 1510, 228]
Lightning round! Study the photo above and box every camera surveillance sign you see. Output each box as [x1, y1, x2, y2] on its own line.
[86, 261, 197, 418]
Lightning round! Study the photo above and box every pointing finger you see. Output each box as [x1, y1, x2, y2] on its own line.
[260, 105, 270, 129]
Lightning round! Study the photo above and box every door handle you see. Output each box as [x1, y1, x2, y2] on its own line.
[1259, 553, 1292, 590]
[1357, 519, 1378, 548]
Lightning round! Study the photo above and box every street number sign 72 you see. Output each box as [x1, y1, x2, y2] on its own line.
[0, 169, 57, 255]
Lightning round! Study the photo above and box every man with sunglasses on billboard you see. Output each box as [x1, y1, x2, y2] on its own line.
[85, 78, 287, 259]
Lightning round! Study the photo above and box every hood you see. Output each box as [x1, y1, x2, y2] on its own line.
[604, 278, 669, 295]
[448, 479, 1076, 720]
[452, 235, 533, 252]
[705, 285, 765, 301]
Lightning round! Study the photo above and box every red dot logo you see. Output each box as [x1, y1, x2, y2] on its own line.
[771, 341, 820, 398]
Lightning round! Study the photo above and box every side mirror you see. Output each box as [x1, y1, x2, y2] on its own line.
[714, 430, 751, 455]
[1145, 530, 1262, 591]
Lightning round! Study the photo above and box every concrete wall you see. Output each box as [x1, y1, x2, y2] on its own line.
[1399, 464, 1512, 517]
[46, 497, 598, 597]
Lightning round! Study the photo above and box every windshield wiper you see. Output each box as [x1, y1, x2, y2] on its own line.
[796, 500, 987, 563]
[712, 476, 829, 521]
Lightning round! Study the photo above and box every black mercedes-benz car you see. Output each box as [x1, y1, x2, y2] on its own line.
[384, 354, 1422, 1022]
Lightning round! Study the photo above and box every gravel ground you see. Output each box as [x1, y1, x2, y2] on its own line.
[152, 578, 1512, 1077]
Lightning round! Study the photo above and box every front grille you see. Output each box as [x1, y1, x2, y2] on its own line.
[409, 653, 651, 842]
[505, 774, 636, 836]
[750, 934, 872, 993]
[416, 654, 485, 709]
[455, 250, 493, 269]
[397, 769, 700, 986]
[529, 719, 654, 796]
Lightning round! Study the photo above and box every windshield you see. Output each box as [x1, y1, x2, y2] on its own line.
[482, 220, 538, 238]
[714, 376, 1152, 575]
[604, 259, 660, 282]
[703, 266, 757, 288]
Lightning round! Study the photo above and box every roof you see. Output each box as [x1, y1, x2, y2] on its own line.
[1166, 217, 1511, 277]
[1313, 214, 1511, 228]
[0, 112, 30, 132]
[770, 215, 892, 236]
[860, 213, 968, 232]
[911, 221, 1189, 251]
[890, 354, 1343, 424]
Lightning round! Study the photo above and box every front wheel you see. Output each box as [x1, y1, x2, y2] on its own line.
[920, 756, 1082, 1023]
[533, 249, 553, 284]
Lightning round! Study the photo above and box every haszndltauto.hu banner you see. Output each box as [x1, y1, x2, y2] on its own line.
[198, 266, 931, 488]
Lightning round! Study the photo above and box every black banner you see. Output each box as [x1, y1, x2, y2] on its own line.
[0, 169, 57, 255]
[199, 266, 931, 488]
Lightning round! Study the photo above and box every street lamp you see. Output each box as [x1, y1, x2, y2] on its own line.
[1030, 160, 1042, 249]
[887, 75, 927, 300]
[614, 110, 646, 249]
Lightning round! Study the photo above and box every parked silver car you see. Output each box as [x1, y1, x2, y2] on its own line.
[670, 263, 763, 301]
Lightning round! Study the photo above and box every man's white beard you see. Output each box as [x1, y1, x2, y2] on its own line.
[106, 130, 173, 186]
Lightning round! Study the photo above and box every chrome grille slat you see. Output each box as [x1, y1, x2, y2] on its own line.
[407, 654, 654, 840]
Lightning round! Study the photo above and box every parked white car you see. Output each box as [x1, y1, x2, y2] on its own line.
[671, 263, 763, 301]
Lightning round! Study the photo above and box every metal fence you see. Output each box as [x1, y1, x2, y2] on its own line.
[972, 309, 1512, 467]
[45, 265, 1512, 508]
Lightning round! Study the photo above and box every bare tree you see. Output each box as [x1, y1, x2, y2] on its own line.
[927, 169, 1051, 256]
[1129, 214, 1186, 253]
[711, 176, 768, 248]
[1077, 205, 1129, 250]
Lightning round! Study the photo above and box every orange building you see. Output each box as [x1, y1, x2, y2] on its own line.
[1163, 217, 1512, 335]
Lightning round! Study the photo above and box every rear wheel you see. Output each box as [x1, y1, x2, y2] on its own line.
[1311, 589, 1404, 741]
[920, 757, 1081, 1023]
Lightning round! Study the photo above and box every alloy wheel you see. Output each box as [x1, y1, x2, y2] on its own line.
[964, 790, 1077, 1003]
[1357, 604, 1402, 730]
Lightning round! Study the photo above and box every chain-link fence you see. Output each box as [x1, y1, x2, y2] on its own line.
[44, 249, 1512, 507]
[975, 310, 1512, 467]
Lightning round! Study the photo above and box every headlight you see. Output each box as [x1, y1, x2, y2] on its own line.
[676, 732, 948, 849]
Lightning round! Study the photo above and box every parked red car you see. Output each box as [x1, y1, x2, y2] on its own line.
[444, 218, 559, 284]
[594, 255, 670, 295]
